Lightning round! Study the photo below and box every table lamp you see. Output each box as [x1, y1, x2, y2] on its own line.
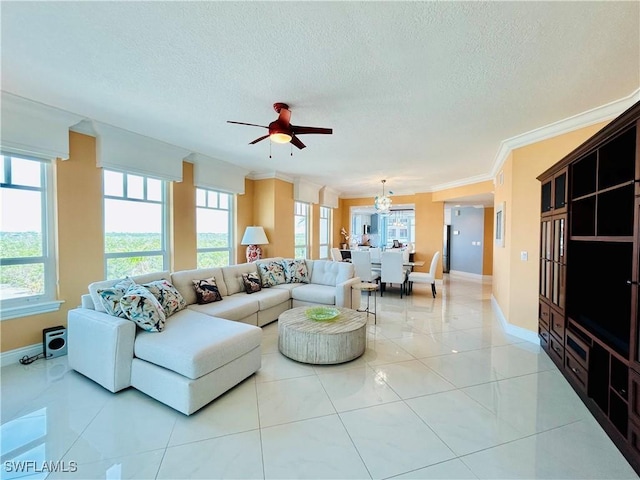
[241, 226, 269, 263]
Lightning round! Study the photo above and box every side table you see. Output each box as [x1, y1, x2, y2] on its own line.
[352, 282, 379, 324]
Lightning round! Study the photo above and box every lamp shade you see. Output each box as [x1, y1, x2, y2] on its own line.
[241, 226, 269, 245]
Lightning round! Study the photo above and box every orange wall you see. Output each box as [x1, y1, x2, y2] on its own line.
[236, 178, 255, 264]
[1, 132, 104, 352]
[252, 178, 295, 258]
[311, 203, 320, 259]
[494, 122, 609, 332]
[274, 179, 295, 258]
[171, 162, 197, 271]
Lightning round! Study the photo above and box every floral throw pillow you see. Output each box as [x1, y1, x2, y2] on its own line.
[193, 277, 223, 304]
[97, 277, 135, 318]
[119, 284, 167, 332]
[257, 261, 286, 287]
[142, 280, 186, 318]
[242, 272, 262, 294]
[283, 259, 310, 284]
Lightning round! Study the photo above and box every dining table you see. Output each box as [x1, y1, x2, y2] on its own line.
[371, 260, 425, 269]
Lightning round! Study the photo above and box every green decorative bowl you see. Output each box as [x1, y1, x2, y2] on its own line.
[305, 306, 340, 321]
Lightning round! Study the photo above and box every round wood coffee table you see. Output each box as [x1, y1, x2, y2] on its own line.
[278, 306, 367, 364]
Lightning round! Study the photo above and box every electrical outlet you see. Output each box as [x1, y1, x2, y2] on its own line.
[520, 251, 528, 261]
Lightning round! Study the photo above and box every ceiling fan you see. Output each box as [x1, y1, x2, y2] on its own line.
[227, 102, 332, 150]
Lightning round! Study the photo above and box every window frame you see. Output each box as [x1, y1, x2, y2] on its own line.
[103, 169, 169, 279]
[319, 206, 332, 259]
[0, 152, 61, 320]
[196, 187, 234, 268]
[294, 201, 310, 259]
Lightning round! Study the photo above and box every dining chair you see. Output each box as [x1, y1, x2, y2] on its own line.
[380, 251, 409, 298]
[369, 247, 381, 263]
[408, 251, 440, 297]
[351, 250, 381, 283]
[330, 247, 343, 262]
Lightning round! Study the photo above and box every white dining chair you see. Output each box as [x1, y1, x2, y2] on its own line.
[408, 251, 440, 297]
[330, 247, 343, 262]
[380, 251, 409, 298]
[351, 250, 381, 283]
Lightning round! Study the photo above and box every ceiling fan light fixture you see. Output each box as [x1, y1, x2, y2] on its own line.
[270, 132, 292, 144]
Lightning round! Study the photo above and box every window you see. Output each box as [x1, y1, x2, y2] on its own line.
[103, 170, 168, 279]
[294, 201, 310, 259]
[0, 154, 59, 316]
[384, 210, 415, 247]
[319, 206, 332, 259]
[196, 188, 233, 267]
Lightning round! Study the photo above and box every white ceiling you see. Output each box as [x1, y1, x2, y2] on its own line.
[2, 2, 638, 198]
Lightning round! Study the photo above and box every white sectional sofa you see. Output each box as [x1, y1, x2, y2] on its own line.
[68, 258, 360, 415]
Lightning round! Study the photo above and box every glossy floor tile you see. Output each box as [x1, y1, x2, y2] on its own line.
[1, 276, 637, 479]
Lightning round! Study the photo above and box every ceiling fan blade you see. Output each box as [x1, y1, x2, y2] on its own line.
[291, 125, 333, 135]
[278, 107, 291, 126]
[227, 121, 268, 129]
[249, 134, 270, 145]
[290, 135, 306, 150]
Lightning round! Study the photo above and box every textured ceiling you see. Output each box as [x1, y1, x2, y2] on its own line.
[1, 1, 638, 198]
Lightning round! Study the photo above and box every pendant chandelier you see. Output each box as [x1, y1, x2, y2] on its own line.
[374, 179, 392, 215]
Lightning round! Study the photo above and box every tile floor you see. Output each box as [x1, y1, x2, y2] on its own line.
[1, 276, 638, 479]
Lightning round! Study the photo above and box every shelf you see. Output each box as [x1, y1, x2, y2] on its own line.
[570, 236, 634, 242]
[598, 184, 635, 236]
[599, 127, 637, 190]
[572, 151, 598, 199]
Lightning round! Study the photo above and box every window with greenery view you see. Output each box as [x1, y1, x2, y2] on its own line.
[197, 188, 233, 268]
[294, 201, 310, 259]
[319, 206, 331, 259]
[0, 154, 55, 307]
[103, 170, 167, 279]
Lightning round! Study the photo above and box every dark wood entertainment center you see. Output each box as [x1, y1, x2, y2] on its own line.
[538, 100, 640, 473]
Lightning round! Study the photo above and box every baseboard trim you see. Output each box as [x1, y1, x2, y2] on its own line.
[448, 270, 492, 280]
[1, 343, 42, 367]
[491, 295, 539, 345]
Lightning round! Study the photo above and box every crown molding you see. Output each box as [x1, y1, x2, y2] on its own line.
[490, 88, 640, 178]
[247, 171, 294, 183]
[69, 119, 97, 137]
[429, 172, 494, 193]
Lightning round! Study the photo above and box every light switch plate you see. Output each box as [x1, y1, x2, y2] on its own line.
[520, 251, 528, 261]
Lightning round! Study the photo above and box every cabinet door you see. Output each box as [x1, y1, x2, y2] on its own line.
[631, 198, 640, 370]
[540, 219, 553, 299]
[553, 169, 568, 213]
[551, 215, 567, 311]
[541, 179, 553, 214]
[553, 216, 567, 264]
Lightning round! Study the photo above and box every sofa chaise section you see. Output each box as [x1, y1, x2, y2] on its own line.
[132, 309, 261, 414]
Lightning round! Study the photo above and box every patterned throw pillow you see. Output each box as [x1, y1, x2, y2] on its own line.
[119, 284, 167, 332]
[193, 277, 223, 304]
[283, 259, 310, 284]
[142, 280, 186, 318]
[256, 261, 286, 287]
[96, 278, 135, 318]
[242, 272, 262, 294]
